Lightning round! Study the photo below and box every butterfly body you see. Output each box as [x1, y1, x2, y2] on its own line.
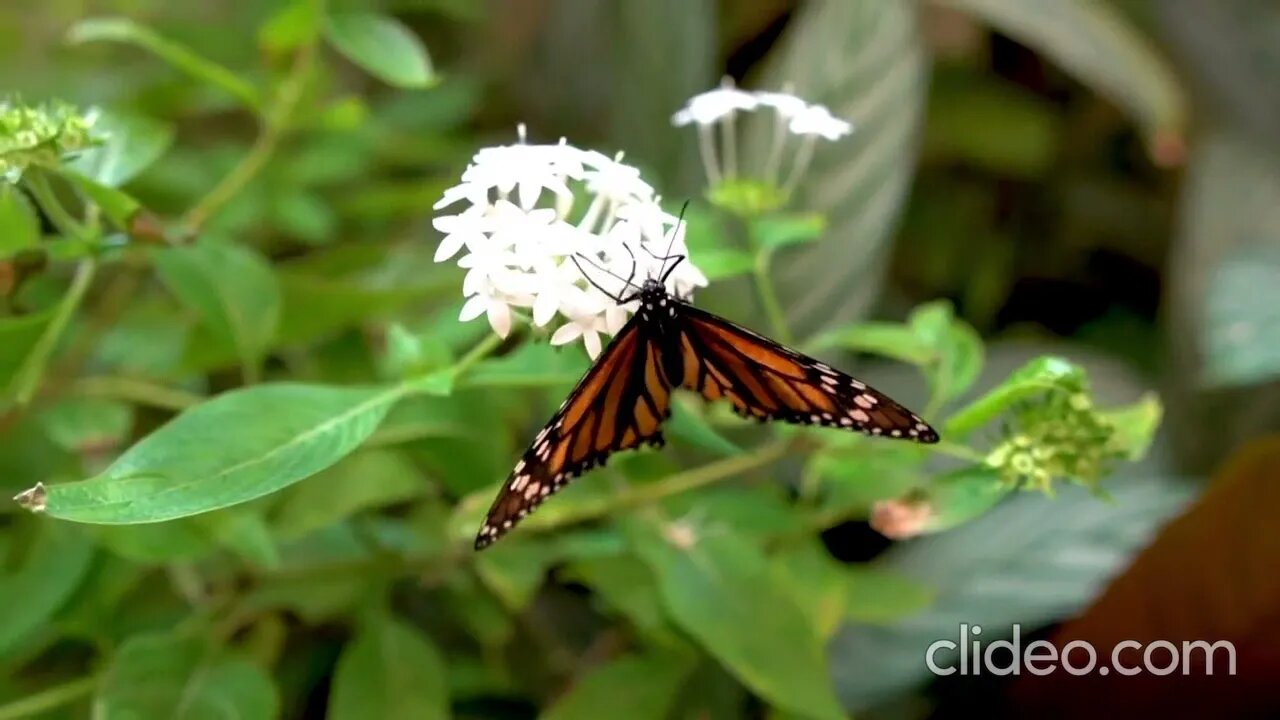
[474, 277, 939, 550]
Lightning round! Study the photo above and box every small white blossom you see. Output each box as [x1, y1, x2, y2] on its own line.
[753, 90, 808, 118]
[433, 128, 708, 358]
[671, 82, 855, 194]
[671, 77, 759, 127]
[788, 104, 854, 140]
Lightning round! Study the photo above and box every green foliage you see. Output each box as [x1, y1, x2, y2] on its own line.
[96, 633, 279, 719]
[324, 13, 437, 89]
[0, 0, 1241, 717]
[328, 612, 449, 720]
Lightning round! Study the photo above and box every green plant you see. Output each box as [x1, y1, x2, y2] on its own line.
[0, 1, 1209, 718]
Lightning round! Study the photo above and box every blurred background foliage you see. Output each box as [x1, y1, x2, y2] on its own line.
[0, 0, 1277, 718]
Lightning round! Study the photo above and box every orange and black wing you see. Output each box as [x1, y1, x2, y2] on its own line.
[677, 304, 939, 442]
[475, 320, 674, 549]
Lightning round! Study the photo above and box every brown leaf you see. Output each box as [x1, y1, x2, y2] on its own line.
[1009, 437, 1280, 718]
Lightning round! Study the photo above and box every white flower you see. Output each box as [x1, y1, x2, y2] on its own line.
[788, 104, 854, 140]
[671, 77, 759, 126]
[433, 128, 708, 358]
[753, 90, 808, 118]
[671, 82, 856, 194]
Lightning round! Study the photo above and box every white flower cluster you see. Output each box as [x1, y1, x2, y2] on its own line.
[672, 79, 853, 140]
[671, 77, 854, 193]
[432, 126, 708, 358]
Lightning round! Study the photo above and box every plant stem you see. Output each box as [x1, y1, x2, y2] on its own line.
[24, 170, 87, 240]
[14, 260, 96, 406]
[182, 35, 316, 232]
[528, 438, 793, 533]
[0, 676, 97, 720]
[931, 440, 987, 464]
[753, 249, 794, 346]
[71, 375, 204, 411]
[453, 332, 505, 376]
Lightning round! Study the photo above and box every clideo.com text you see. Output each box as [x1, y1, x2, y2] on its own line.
[925, 624, 1236, 677]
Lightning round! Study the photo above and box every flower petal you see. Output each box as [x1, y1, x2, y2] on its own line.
[487, 300, 512, 338]
[459, 294, 488, 322]
[532, 289, 559, 327]
[433, 231, 468, 262]
[550, 321, 585, 346]
[582, 328, 602, 359]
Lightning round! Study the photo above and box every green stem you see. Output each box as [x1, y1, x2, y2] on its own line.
[527, 438, 793, 533]
[14, 260, 96, 406]
[931, 440, 987, 465]
[0, 676, 97, 720]
[399, 331, 506, 396]
[71, 375, 204, 411]
[753, 249, 794, 346]
[182, 33, 316, 232]
[454, 332, 506, 376]
[24, 170, 88, 240]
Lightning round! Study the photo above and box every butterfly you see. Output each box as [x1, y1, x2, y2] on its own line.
[474, 227, 939, 550]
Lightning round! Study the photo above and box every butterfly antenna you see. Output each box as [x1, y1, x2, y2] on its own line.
[571, 252, 641, 304]
[655, 200, 690, 281]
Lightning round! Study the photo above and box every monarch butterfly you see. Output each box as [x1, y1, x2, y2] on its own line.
[474, 231, 939, 550]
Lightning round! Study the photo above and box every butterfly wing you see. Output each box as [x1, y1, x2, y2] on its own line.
[676, 303, 939, 442]
[475, 318, 674, 549]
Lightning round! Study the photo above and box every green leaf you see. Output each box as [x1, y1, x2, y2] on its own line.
[843, 565, 934, 624]
[67, 109, 174, 187]
[463, 343, 589, 390]
[96, 633, 279, 720]
[154, 239, 281, 376]
[178, 270, 439, 372]
[0, 311, 54, 403]
[272, 189, 338, 245]
[749, 212, 827, 250]
[0, 184, 39, 258]
[665, 396, 741, 457]
[543, 652, 694, 720]
[259, 0, 322, 53]
[768, 540, 851, 641]
[324, 13, 436, 88]
[944, 356, 1082, 436]
[629, 521, 844, 720]
[907, 465, 1013, 535]
[474, 537, 556, 611]
[909, 301, 983, 405]
[560, 555, 671, 639]
[329, 614, 449, 720]
[0, 261, 94, 406]
[706, 178, 787, 217]
[0, 522, 94, 654]
[272, 448, 426, 539]
[808, 322, 935, 366]
[23, 383, 402, 523]
[1099, 392, 1162, 461]
[807, 443, 925, 515]
[67, 17, 261, 110]
[740, 0, 928, 337]
[201, 507, 280, 568]
[36, 396, 134, 452]
[685, 247, 755, 281]
[51, 167, 141, 227]
[940, 0, 1186, 152]
[92, 521, 218, 563]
